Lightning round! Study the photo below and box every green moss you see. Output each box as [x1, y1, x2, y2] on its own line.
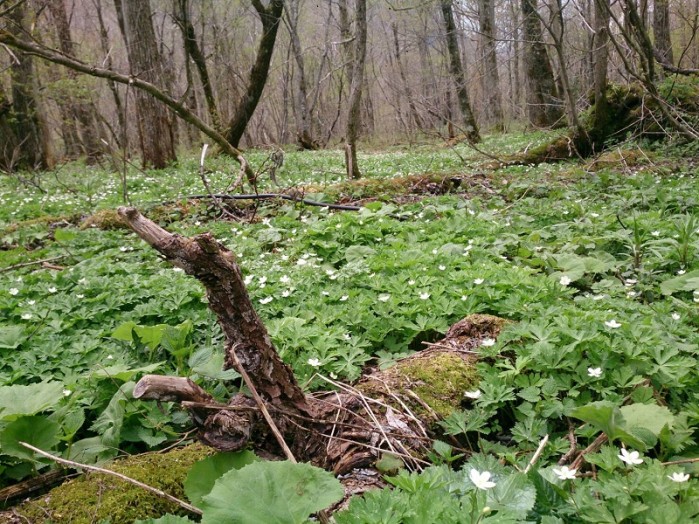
[392, 352, 478, 418]
[17, 444, 213, 523]
[79, 209, 129, 230]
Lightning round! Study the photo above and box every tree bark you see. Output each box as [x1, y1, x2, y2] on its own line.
[653, 0, 674, 67]
[478, 0, 504, 130]
[114, 0, 177, 168]
[285, 0, 318, 149]
[0, 30, 256, 180]
[224, 0, 284, 148]
[520, 0, 564, 128]
[174, 0, 221, 131]
[440, 0, 480, 143]
[344, 0, 368, 180]
[116, 207, 502, 479]
[592, 0, 611, 140]
[2, 3, 53, 171]
[47, 0, 104, 163]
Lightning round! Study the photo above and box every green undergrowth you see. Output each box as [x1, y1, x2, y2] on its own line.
[1, 133, 698, 521]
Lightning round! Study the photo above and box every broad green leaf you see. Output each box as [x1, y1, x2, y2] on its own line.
[135, 516, 193, 524]
[620, 403, 674, 436]
[0, 382, 64, 420]
[345, 245, 376, 262]
[486, 473, 536, 514]
[54, 228, 77, 242]
[659, 270, 699, 295]
[0, 416, 60, 461]
[184, 451, 259, 507]
[112, 322, 166, 349]
[200, 461, 344, 524]
[68, 436, 116, 464]
[89, 362, 163, 382]
[568, 401, 649, 449]
[0, 325, 26, 349]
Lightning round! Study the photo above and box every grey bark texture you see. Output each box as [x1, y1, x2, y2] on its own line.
[115, 0, 177, 168]
[440, 0, 480, 142]
[520, 0, 564, 128]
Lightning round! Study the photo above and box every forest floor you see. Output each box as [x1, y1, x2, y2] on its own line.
[0, 132, 698, 523]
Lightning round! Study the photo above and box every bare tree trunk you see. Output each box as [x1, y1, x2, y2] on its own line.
[2, 3, 53, 171]
[653, 0, 674, 67]
[285, 0, 318, 149]
[94, 0, 125, 149]
[520, 0, 564, 127]
[224, 0, 284, 148]
[344, 0, 368, 180]
[478, 0, 504, 131]
[47, 0, 104, 163]
[114, 0, 177, 168]
[174, 0, 221, 131]
[392, 22, 424, 131]
[546, 0, 583, 132]
[440, 0, 480, 143]
[592, 0, 611, 139]
[117, 207, 501, 481]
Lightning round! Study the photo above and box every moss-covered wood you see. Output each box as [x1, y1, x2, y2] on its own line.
[13, 444, 213, 524]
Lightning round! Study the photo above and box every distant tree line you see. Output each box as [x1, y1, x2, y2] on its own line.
[0, 0, 697, 177]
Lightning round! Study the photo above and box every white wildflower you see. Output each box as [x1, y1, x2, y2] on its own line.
[552, 466, 577, 480]
[469, 469, 496, 490]
[618, 448, 643, 466]
[587, 367, 602, 378]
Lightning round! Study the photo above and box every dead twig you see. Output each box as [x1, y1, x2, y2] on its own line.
[570, 433, 608, 470]
[0, 256, 66, 273]
[18, 442, 202, 516]
[229, 343, 297, 463]
[523, 434, 549, 473]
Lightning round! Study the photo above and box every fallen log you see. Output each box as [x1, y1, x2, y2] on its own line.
[117, 207, 505, 485]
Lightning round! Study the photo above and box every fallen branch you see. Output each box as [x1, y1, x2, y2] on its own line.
[0, 255, 66, 273]
[164, 192, 362, 212]
[570, 433, 608, 470]
[19, 442, 202, 516]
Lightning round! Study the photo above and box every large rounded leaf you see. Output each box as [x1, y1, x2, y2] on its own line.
[184, 450, 258, 507]
[0, 415, 60, 460]
[200, 460, 344, 524]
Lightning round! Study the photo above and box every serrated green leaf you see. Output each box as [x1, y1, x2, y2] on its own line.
[200, 460, 344, 524]
[0, 382, 64, 420]
[184, 451, 259, 507]
[0, 416, 60, 461]
[486, 472, 536, 514]
[619, 403, 674, 436]
[89, 362, 163, 382]
[0, 325, 26, 349]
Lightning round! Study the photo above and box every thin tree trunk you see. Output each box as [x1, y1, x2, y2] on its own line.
[94, 0, 125, 149]
[47, 0, 104, 163]
[478, 0, 504, 130]
[114, 0, 177, 168]
[4, 3, 53, 171]
[520, 0, 564, 127]
[592, 0, 611, 139]
[392, 22, 423, 131]
[440, 0, 480, 143]
[344, 0, 368, 180]
[285, 0, 318, 149]
[175, 0, 221, 130]
[653, 0, 674, 67]
[224, 0, 284, 148]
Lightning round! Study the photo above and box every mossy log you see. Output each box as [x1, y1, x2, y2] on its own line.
[110, 210, 502, 492]
[5, 209, 508, 522]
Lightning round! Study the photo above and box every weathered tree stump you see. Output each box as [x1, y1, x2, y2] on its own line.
[117, 207, 506, 491]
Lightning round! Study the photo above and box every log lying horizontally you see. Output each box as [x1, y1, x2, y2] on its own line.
[117, 207, 504, 483]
